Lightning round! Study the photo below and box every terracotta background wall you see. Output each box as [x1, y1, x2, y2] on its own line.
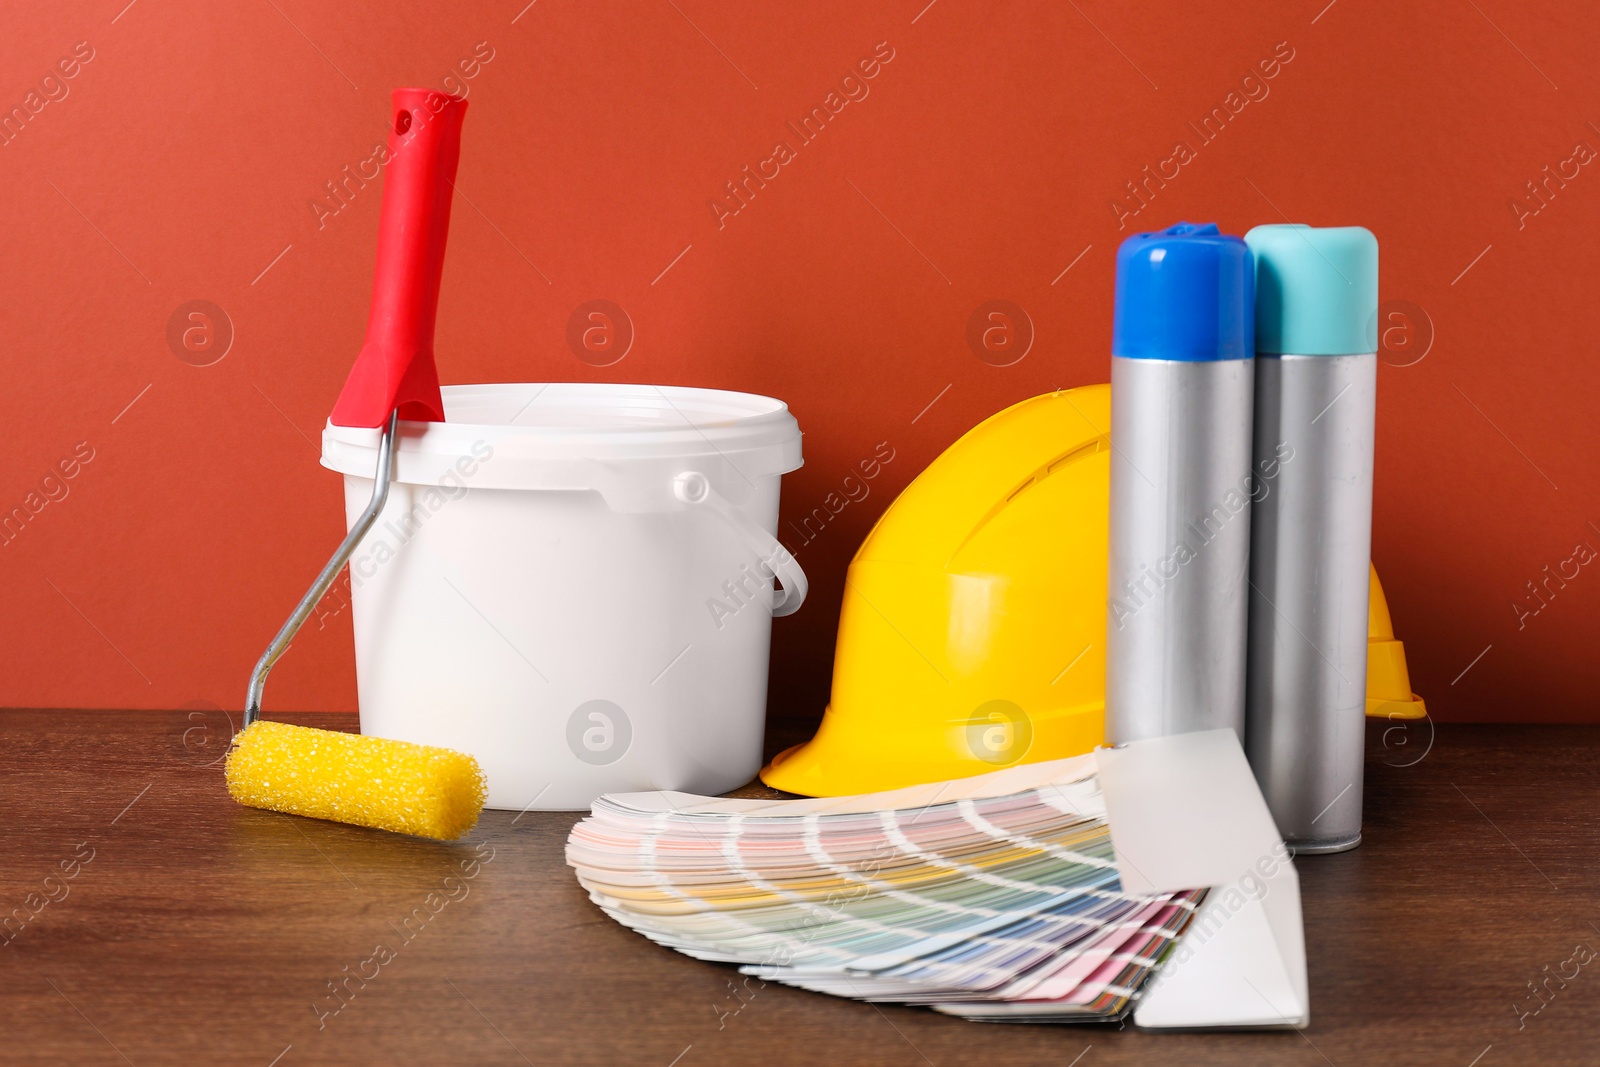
[3, 0, 1597, 723]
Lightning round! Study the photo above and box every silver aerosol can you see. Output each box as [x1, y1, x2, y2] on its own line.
[1107, 223, 1256, 744]
[1244, 224, 1379, 854]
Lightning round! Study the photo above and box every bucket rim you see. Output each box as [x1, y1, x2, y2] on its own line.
[437, 382, 793, 429]
[320, 382, 802, 486]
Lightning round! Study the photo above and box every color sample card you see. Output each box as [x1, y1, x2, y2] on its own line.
[566, 754, 1205, 1023]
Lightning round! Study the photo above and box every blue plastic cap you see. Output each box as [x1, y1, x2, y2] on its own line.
[1246, 224, 1378, 356]
[1112, 222, 1254, 362]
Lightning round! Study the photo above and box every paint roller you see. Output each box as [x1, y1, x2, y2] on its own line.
[225, 89, 486, 841]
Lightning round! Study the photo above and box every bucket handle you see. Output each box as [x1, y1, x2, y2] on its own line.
[673, 471, 807, 617]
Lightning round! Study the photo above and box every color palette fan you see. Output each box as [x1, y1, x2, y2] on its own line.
[565, 755, 1205, 1022]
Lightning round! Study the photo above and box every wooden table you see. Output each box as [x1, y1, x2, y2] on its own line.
[1, 709, 1594, 1066]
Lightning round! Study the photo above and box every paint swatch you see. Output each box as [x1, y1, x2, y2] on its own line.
[565, 753, 1204, 1022]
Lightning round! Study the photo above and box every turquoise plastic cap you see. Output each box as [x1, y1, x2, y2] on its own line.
[1245, 225, 1378, 356]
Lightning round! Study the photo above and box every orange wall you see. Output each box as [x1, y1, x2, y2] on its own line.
[2, 1, 1597, 723]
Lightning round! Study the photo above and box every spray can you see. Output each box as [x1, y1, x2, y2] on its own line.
[1244, 224, 1378, 853]
[1107, 223, 1255, 744]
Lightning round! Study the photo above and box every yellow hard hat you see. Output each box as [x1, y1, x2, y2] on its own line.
[762, 384, 1427, 797]
[1366, 562, 1427, 721]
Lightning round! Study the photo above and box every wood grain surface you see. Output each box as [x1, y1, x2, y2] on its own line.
[0, 709, 1593, 1066]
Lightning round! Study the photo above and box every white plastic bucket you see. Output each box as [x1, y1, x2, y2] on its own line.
[320, 383, 806, 810]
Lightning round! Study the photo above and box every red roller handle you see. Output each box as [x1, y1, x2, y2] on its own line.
[330, 88, 468, 428]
